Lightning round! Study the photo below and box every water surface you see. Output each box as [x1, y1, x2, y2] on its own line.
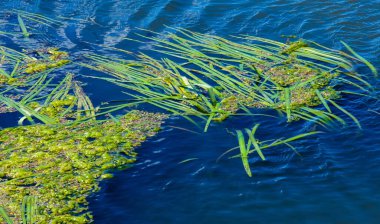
[1, 0, 380, 223]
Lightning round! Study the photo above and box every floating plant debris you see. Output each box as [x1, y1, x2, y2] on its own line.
[84, 28, 376, 130]
[0, 110, 167, 223]
[232, 125, 320, 177]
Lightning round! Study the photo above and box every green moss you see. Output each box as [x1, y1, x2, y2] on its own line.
[267, 64, 338, 88]
[0, 110, 167, 223]
[213, 95, 240, 121]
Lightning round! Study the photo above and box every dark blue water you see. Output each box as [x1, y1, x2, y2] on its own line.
[1, 0, 380, 223]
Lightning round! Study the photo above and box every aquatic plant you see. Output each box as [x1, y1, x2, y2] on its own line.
[0, 10, 64, 39]
[0, 196, 38, 224]
[0, 110, 167, 223]
[232, 125, 320, 176]
[0, 43, 167, 223]
[0, 72, 96, 125]
[0, 11, 377, 224]
[83, 28, 376, 130]
[24, 48, 70, 74]
[0, 45, 86, 124]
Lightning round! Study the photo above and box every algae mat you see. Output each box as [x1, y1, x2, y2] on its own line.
[0, 111, 167, 223]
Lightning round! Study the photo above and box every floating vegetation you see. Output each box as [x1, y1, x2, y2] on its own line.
[0, 196, 38, 224]
[0, 110, 167, 223]
[0, 73, 95, 125]
[0, 44, 167, 224]
[0, 11, 378, 223]
[17, 14, 30, 38]
[0, 45, 76, 124]
[84, 28, 376, 130]
[24, 48, 70, 74]
[233, 125, 320, 176]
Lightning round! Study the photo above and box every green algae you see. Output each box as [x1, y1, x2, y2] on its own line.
[24, 48, 70, 74]
[0, 46, 72, 117]
[0, 110, 168, 223]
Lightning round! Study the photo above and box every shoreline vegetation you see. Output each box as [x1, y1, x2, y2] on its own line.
[0, 11, 377, 223]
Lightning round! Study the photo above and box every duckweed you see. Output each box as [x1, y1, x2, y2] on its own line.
[0, 110, 167, 223]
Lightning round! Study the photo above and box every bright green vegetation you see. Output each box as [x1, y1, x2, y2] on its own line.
[0, 20, 168, 221]
[0, 110, 167, 223]
[0, 196, 38, 224]
[24, 48, 70, 74]
[0, 11, 378, 222]
[0, 17, 169, 222]
[84, 28, 375, 130]
[233, 125, 320, 176]
[0, 45, 80, 123]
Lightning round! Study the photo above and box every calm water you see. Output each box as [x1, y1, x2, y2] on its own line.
[1, 0, 380, 223]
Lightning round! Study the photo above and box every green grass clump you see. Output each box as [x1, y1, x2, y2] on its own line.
[215, 125, 320, 176]
[84, 28, 376, 130]
[0, 110, 167, 223]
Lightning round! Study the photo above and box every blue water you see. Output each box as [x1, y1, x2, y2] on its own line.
[1, 0, 380, 223]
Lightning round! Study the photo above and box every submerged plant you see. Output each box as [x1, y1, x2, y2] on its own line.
[0, 110, 167, 223]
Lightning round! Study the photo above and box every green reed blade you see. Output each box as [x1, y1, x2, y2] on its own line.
[341, 41, 377, 77]
[236, 130, 252, 177]
[178, 158, 199, 164]
[327, 99, 362, 129]
[260, 131, 321, 150]
[315, 89, 332, 113]
[245, 126, 266, 161]
[284, 88, 291, 122]
[0, 207, 13, 224]
[17, 15, 30, 37]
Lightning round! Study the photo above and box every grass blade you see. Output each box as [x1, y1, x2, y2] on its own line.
[341, 41, 377, 77]
[0, 207, 13, 224]
[17, 15, 30, 37]
[236, 130, 252, 177]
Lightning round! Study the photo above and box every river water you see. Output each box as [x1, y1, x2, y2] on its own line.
[1, 0, 380, 223]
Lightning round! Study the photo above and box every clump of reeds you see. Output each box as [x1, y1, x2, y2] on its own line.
[229, 125, 320, 176]
[84, 28, 376, 131]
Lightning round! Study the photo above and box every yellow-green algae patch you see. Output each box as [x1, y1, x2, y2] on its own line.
[24, 48, 70, 74]
[0, 110, 167, 223]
